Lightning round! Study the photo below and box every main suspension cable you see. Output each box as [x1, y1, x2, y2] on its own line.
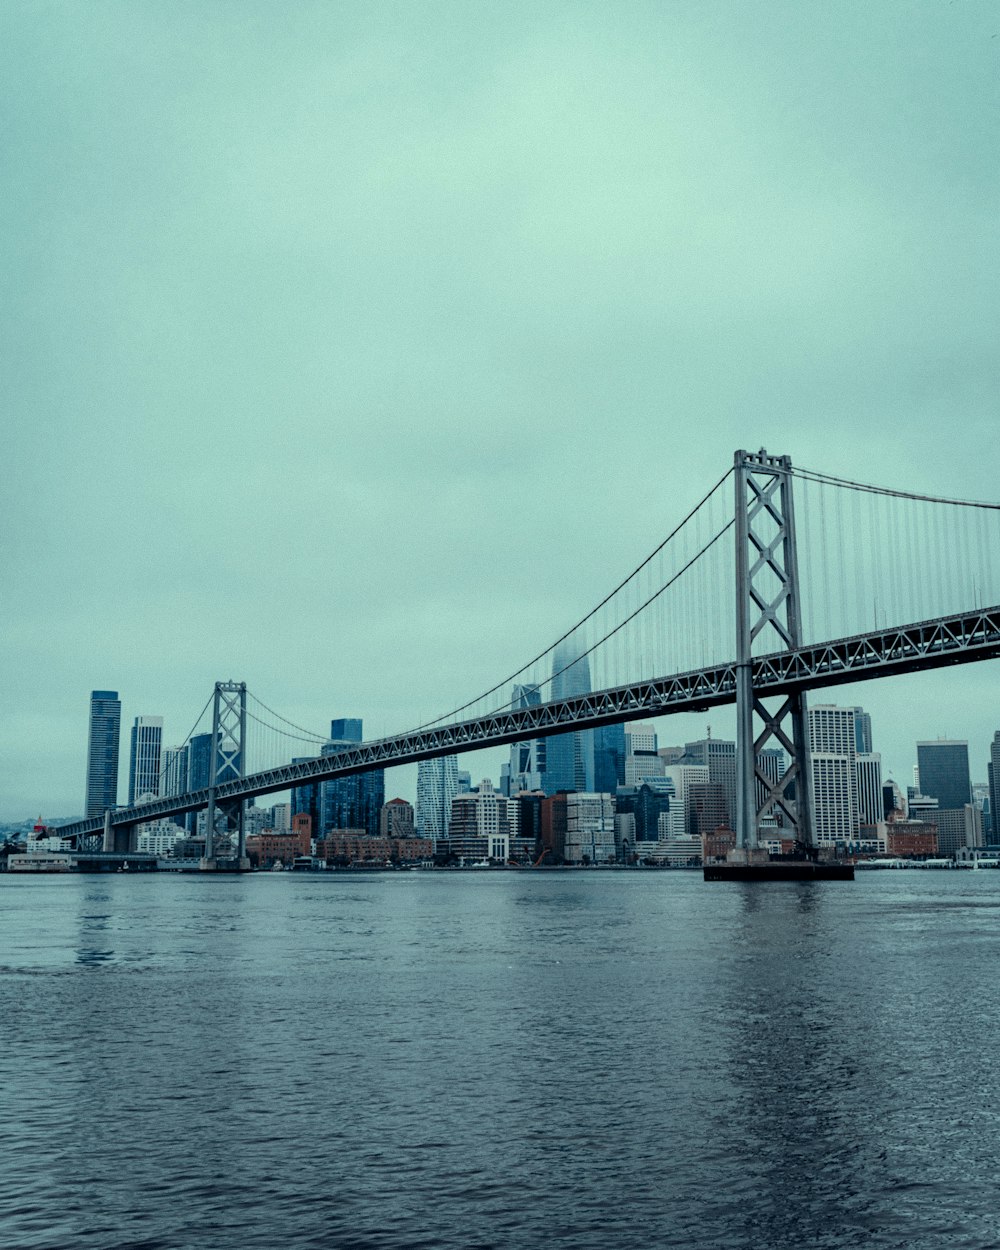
[793, 466, 1000, 510]
[412, 466, 734, 730]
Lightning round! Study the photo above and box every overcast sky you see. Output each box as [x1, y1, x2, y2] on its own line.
[2, 1, 998, 821]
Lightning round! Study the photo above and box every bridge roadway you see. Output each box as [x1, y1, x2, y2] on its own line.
[60, 604, 1000, 842]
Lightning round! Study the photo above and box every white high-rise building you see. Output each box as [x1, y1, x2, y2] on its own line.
[161, 744, 190, 798]
[447, 780, 518, 861]
[856, 753, 883, 826]
[563, 792, 616, 864]
[808, 705, 876, 845]
[128, 716, 163, 805]
[662, 764, 709, 835]
[625, 724, 658, 754]
[415, 755, 460, 848]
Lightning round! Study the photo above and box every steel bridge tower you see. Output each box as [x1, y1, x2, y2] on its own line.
[733, 450, 814, 854]
[201, 681, 249, 871]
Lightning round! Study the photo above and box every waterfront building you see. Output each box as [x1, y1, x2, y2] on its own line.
[935, 805, 983, 855]
[291, 756, 321, 835]
[446, 780, 517, 861]
[270, 802, 291, 831]
[543, 638, 594, 794]
[415, 754, 460, 847]
[884, 818, 938, 857]
[319, 722, 384, 838]
[511, 791, 545, 862]
[247, 826, 312, 868]
[380, 798, 415, 839]
[916, 740, 971, 812]
[563, 792, 615, 864]
[128, 716, 163, 805]
[316, 831, 433, 865]
[85, 690, 121, 818]
[135, 818, 186, 857]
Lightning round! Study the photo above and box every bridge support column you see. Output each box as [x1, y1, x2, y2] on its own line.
[201, 681, 250, 871]
[733, 449, 814, 854]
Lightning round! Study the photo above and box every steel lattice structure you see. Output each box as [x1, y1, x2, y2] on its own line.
[65, 603, 1000, 848]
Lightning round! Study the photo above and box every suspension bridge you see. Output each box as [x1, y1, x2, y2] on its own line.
[56, 449, 1000, 871]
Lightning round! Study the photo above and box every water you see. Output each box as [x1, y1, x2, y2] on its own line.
[2, 870, 1000, 1249]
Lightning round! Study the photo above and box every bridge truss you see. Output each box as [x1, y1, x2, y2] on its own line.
[66, 602, 1000, 850]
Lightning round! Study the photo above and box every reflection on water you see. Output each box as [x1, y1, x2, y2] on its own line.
[2, 872, 1000, 1249]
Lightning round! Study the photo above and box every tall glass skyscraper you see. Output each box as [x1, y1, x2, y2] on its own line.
[319, 719, 384, 837]
[916, 741, 971, 812]
[85, 690, 121, 817]
[543, 638, 594, 795]
[505, 684, 547, 794]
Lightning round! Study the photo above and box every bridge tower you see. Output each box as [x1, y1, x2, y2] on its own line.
[733, 450, 814, 853]
[201, 681, 249, 871]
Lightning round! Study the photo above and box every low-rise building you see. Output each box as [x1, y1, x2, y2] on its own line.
[246, 827, 312, 868]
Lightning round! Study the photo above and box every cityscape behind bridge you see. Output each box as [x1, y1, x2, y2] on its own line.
[48, 450, 1000, 872]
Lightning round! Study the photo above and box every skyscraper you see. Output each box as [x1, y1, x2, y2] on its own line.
[808, 705, 859, 845]
[161, 744, 190, 798]
[416, 754, 460, 847]
[128, 716, 163, 804]
[916, 741, 971, 812]
[319, 719, 384, 838]
[988, 731, 1000, 844]
[85, 690, 121, 818]
[504, 685, 547, 794]
[593, 721, 627, 793]
[543, 638, 594, 794]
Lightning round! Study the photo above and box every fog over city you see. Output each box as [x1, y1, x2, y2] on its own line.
[2, 2, 997, 820]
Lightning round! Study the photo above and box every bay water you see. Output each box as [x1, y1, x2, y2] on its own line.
[2, 870, 999, 1249]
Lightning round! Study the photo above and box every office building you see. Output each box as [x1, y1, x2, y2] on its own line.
[291, 756, 321, 835]
[161, 744, 190, 798]
[85, 690, 121, 818]
[856, 753, 883, 826]
[504, 684, 547, 794]
[319, 720, 383, 838]
[380, 798, 415, 839]
[447, 780, 517, 862]
[543, 637, 594, 794]
[415, 754, 460, 847]
[593, 721, 627, 793]
[916, 741, 971, 812]
[128, 716, 163, 804]
[681, 738, 737, 828]
[662, 764, 709, 836]
[987, 733, 1000, 843]
[563, 792, 615, 864]
[935, 805, 982, 855]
